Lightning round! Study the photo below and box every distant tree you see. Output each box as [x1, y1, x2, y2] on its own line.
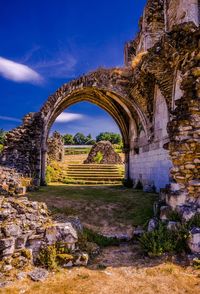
[63, 134, 74, 145]
[73, 132, 87, 145]
[0, 129, 6, 145]
[96, 132, 122, 145]
[85, 134, 96, 145]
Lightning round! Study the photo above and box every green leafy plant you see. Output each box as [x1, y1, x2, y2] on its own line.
[94, 151, 103, 164]
[139, 222, 189, 256]
[38, 245, 57, 270]
[38, 243, 73, 270]
[187, 213, 200, 229]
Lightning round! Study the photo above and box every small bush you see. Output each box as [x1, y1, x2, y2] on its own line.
[38, 243, 73, 270]
[94, 151, 103, 164]
[38, 245, 57, 270]
[46, 161, 63, 184]
[139, 222, 189, 256]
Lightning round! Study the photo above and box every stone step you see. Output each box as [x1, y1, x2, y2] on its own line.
[66, 172, 121, 175]
[67, 164, 119, 168]
[64, 179, 122, 185]
[65, 175, 123, 181]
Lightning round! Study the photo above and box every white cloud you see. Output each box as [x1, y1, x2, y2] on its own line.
[0, 56, 43, 84]
[55, 112, 84, 123]
[0, 115, 21, 122]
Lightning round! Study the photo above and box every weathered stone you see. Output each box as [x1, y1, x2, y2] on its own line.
[188, 227, 200, 254]
[16, 272, 27, 280]
[167, 221, 180, 230]
[28, 268, 49, 282]
[3, 223, 21, 237]
[147, 218, 158, 232]
[0, 238, 15, 257]
[73, 253, 89, 266]
[45, 223, 78, 250]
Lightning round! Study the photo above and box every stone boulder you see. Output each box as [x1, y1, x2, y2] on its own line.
[84, 141, 123, 164]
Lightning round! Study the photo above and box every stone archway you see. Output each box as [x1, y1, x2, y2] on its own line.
[38, 70, 148, 185]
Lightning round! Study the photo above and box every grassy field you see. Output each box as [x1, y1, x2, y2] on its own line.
[28, 184, 158, 236]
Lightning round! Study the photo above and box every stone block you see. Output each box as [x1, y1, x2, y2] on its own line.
[166, 192, 187, 209]
[188, 227, 200, 254]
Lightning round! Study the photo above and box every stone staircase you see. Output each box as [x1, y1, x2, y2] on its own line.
[64, 164, 124, 185]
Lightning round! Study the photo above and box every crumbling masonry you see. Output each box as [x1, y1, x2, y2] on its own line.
[0, 1, 199, 217]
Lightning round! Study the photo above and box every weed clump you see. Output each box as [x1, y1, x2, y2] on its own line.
[38, 243, 74, 270]
[94, 151, 103, 164]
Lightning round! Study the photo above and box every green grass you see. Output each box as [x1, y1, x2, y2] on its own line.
[82, 227, 120, 247]
[28, 185, 158, 227]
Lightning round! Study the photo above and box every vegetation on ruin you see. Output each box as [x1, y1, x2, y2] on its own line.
[140, 214, 200, 257]
[93, 151, 103, 163]
[38, 243, 74, 270]
[139, 222, 189, 257]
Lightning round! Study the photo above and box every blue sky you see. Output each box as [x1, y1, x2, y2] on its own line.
[0, 0, 146, 137]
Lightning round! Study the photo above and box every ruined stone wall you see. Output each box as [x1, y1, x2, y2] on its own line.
[166, 0, 199, 31]
[0, 113, 43, 185]
[0, 196, 88, 277]
[47, 131, 64, 163]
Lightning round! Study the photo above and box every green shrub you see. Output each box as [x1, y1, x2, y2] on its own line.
[38, 243, 73, 270]
[94, 151, 103, 164]
[187, 213, 200, 228]
[46, 161, 63, 184]
[38, 245, 57, 270]
[139, 222, 189, 256]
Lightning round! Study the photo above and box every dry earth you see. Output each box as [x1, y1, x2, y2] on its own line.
[2, 260, 200, 294]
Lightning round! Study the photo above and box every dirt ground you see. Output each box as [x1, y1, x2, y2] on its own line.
[1, 163, 199, 293]
[2, 260, 200, 294]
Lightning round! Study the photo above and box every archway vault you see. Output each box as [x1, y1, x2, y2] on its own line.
[40, 83, 146, 185]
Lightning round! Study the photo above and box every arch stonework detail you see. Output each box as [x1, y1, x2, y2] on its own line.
[0, 0, 199, 216]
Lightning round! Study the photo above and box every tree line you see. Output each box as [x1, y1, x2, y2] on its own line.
[63, 132, 122, 146]
[0, 128, 122, 147]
